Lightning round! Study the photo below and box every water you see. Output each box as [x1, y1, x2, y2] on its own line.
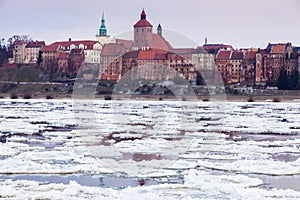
[0, 99, 300, 199]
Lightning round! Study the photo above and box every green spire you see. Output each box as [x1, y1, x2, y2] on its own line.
[99, 13, 107, 36]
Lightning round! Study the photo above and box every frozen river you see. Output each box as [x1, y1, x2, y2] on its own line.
[1, 99, 300, 199]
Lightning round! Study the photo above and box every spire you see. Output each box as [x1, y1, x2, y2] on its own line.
[99, 12, 107, 36]
[157, 24, 162, 37]
[141, 9, 146, 19]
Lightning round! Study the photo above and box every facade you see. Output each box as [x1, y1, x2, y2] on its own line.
[24, 40, 45, 64]
[10, 40, 26, 64]
[50, 39, 101, 64]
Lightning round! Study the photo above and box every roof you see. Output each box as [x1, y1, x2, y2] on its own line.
[42, 45, 60, 52]
[216, 50, 231, 60]
[11, 40, 26, 46]
[116, 39, 133, 50]
[134, 19, 153, 27]
[148, 33, 172, 51]
[139, 50, 156, 60]
[25, 41, 45, 48]
[230, 51, 244, 60]
[244, 51, 257, 60]
[123, 51, 139, 58]
[172, 48, 198, 55]
[134, 9, 153, 27]
[101, 43, 125, 56]
[50, 40, 100, 50]
[293, 47, 300, 53]
[70, 48, 84, 54]
[58, 52, 69, 59]
[266, 43, 291, 54]
[203, 44, 234, 50]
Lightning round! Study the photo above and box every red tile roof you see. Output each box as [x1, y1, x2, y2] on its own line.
[58, 52, 69, 59]
[42, 45, 60, 52]
[138, 50, 156, 60]
[216, 50, 231, 60]
[244, 51, 257, 60]
[50, 40, 99, 50]
[230, 51, 244, 60]
[101, 43, 125, 56]
[25, 41, 45, 48]
[148, 34, 172, 51]
[134, 19, 153, 27]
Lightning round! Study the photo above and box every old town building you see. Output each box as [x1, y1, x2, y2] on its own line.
[24, 40, 45, 64]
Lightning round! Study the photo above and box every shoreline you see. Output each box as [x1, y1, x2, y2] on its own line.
[1, 92, 300, 103]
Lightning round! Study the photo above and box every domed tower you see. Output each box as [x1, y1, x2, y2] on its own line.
[157, 24, 162, 37]
[99, 13, 107, 36]
[133, 9, 153, 50]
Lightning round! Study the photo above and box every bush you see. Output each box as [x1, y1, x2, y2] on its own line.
[202, 98, 209, 102]
[273, 98, 281, 102]
[46, 95, 53, 99]
[104, 95, 112, 100]
[10, 93, 18, 99]
[23, 93, 32, 99]
[247, 96, 255, 102]
[158, 97, 163, 101]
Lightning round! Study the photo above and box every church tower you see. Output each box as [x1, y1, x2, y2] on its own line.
[133, 9, 153, 50]
[96, 13, 109, 44]
[99, 13, 107, 36]
[157, 24, 162, 37]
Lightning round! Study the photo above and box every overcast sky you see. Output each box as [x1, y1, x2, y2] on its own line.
[1, 0, 300, 48]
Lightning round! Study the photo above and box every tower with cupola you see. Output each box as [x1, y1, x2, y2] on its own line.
[133, 9, 153, 50]
[96, 13, 110, 44]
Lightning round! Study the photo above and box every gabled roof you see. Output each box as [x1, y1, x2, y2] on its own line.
[58, 52, 69, 59]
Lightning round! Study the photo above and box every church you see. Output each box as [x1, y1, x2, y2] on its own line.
[99, 9, 197, 81]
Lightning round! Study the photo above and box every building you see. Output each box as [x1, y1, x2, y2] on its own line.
[24, 40, 45, 64]
[50, 39, 101, 64]
[10, 40, 26, 64]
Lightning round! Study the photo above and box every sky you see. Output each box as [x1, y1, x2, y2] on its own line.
[1, 0, 300, 48]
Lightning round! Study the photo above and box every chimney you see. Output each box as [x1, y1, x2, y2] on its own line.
[69, 38, 71, 42]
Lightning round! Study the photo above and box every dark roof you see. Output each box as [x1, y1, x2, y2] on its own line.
[293, 47, 300, 53]
[123, 51, 139, 58]
[25, 41, 45, 48]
